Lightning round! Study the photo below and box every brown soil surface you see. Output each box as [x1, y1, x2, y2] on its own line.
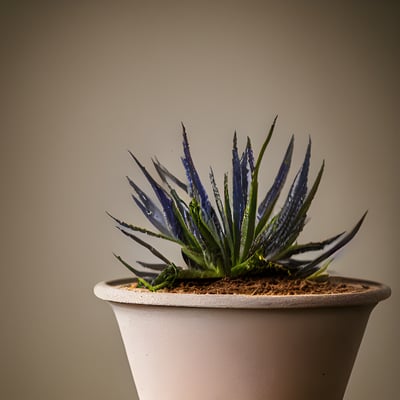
[129, 276, 366, 295]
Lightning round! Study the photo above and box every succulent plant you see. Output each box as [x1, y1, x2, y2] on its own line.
[109, 118, 366, 291]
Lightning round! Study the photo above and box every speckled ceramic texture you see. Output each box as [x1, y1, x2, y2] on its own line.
[94, 277, 390, 400]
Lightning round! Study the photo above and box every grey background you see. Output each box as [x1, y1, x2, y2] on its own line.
[1, 1, 399, 399]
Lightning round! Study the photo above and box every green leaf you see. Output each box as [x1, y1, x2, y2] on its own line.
[297, 212, 368, 277]
[210, 168, 234, 266]
[117, 228, 172, 265]
[272, 232, 344, 261]
[188, 199, 227, 271]
[223, 172, 236, 267]
[113, 254, 158, 279]
[107, 212, 182, 244]
[239, 116, 277, 262]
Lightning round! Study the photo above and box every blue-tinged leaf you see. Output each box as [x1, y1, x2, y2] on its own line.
[265, 213, 307, 258]
[152, 157, 188, 192]
[232, 132, 243, 232]
[268, 160, 325, 256]
[181, 124, 211, 214]
[181, 156, 194, 194]
[126, 166, 173, 237]
[129, 151, 181, 238]
[131, 194, 169, 234]
[281, 138, 311, 217]
[240, 138, 252, 222]
[246, 137, 255, 173]
[262, 138, 311, 256]
[256, 135, 294, 235]
[240, 153, 248, 207]
[180, 125, 223, 243]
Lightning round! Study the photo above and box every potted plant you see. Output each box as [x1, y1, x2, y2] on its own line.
[94, 117, 390, 400]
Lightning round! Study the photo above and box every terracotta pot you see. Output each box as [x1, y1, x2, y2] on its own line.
[94, 276, 390, 400]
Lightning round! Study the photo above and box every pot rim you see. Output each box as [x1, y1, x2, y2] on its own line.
[94, 276, 391, 309]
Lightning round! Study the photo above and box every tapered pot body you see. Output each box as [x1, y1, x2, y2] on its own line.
[94, 277, 390, 400]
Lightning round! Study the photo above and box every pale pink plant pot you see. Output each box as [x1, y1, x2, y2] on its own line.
[94, 276, 390, 400]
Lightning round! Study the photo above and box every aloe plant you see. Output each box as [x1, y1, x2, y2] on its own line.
[109, 118, 366, 291]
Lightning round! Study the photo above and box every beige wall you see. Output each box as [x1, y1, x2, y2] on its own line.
[1, 1, 398, 399]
